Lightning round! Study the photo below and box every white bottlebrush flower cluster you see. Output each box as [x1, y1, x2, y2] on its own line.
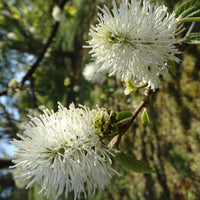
[86, 0, 182, 91]
[11, 103, 118, 200]
[82, 61, 106, 83]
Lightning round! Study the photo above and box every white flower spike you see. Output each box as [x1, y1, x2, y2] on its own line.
[86, 0, 182, 91]
[11, 103, 118, 200]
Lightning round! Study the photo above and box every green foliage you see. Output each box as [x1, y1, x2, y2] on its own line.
[168, 152, 191, 175]
[116, 111, 132, 122]
[115, 152, 152, 173]
[185, 33, 200, 44]
[124, 80, 136, 95]
[126, 80, 136, 90]
[175, 0, 200, 22]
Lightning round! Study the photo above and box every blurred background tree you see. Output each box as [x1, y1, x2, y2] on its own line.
[0, 0, 199, 199]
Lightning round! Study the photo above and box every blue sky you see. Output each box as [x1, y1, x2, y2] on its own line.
[0, 72, 25, 159]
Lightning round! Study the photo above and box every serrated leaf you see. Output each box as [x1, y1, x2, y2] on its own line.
[185, 33, 200, 44]
[176, 0, 200, 20]
[141, 108, 149, 126]
[115, 152, 152, 173]
[116, 111, 132, 122]
[167, 60, 177, 76]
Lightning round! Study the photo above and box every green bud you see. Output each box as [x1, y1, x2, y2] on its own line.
[141, 108, 149, 126]
[90, 107, 118, 139]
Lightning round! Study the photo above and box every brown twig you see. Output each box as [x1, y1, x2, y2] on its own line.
[130, 89, 152, 123]
[109, 89, 152, 148]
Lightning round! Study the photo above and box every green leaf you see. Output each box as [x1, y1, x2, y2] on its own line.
[116, 111, 132, 122]
[168, 60, 177, 76]
[185, 33, 200, 44]
[176, 0, 200, 19]
[115, 152, 152, 173]
[124, 80, 136, 95]
[141, 108, 149, 126]
[126, 80, 136, 90]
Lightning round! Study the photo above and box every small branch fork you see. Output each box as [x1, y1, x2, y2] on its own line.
[109, 89, 152, 148]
